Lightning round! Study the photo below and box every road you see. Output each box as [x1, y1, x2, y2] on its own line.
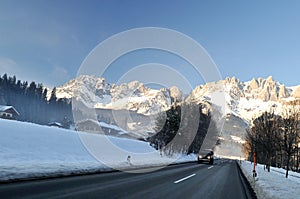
[0, 160, 254, 199]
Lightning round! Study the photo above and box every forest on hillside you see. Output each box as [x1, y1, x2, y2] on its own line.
[0, 73, 220, 156]
[0, 74, 73, 126]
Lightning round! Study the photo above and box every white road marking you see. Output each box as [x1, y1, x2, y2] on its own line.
[208, 166, 214, 169]
[174, 174, 196, 184]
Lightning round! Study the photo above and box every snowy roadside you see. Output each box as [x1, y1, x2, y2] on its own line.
[0, 156, 197, 183]
[239, 160, 300, 199]
[0, 119, 196, 182]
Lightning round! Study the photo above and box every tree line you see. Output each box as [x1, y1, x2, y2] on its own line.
[0, 74, 73, 127]
[243, 101, 300, 178]
[148, 102, 219, 155]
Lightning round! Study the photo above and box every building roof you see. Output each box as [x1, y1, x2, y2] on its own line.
[0, 105, 20, 115]
[48, 122, 63, 127]
[76, 119, 99, 125]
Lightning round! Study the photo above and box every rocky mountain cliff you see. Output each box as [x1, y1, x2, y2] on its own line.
[186, 76, 300, 158]
[53, 75, 300, 157]
[187, 76, 298, 122]
[55, 75, 299, 121]
[55, 75, 183, 115]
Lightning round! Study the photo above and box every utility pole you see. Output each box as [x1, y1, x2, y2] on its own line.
[253, 152, 257, 177]
[296, 143, 300, 172]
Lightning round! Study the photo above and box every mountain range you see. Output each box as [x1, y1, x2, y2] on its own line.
[52, 75, 300, 158]
[54, 75, 299, 121]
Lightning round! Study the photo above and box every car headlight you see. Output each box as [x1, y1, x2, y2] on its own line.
[198, 155, 202, 158]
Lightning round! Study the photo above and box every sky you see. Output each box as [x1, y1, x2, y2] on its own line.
[0, 0, 300, 89]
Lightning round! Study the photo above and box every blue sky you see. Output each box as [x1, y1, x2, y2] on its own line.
[0, 0, 300, 88]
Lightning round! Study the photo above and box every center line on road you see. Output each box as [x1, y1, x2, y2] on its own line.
[208, 166, 214, 169]
[174, 174, 196, 184]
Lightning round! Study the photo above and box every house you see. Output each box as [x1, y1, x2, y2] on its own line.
[76, 119, 102, 133]
[75, 119, 129, 137]
[0, 105, 19, 120]
[48, 122, 64, 128]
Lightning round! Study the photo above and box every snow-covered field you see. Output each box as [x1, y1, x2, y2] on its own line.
[0, 119, 196, 182]
[239, 161, 300, 199]
[2, 118, 300, 199]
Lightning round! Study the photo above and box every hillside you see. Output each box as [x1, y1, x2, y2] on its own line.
[51, 75, 300, 157]
[55, 75, 299, 122]
[0, 119, 196, 181]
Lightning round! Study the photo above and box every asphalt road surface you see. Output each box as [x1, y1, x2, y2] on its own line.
[0, 159, 254, 199]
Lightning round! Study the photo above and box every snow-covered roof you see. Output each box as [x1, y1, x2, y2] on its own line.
[99, 121, 127, 135]
[0, 105, 19, 115]
[48, 122, 63, 127]
[76, 119, 128, 135]
[76, 119, 99, 125]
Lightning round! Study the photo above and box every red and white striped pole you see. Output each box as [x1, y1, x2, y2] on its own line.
[253, 152, 257, 177]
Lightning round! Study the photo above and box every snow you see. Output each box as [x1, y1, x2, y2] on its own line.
[94, 95, 113, 108]
[189, 77, 299, 125]
[55, 75, 300, 125]
[0, 119, 196, 182]
[55, 75, 172, 115]
[287, 85, 299, 92]
[99, 121, 127, 135]
[239, 161, 300, 199]
[2, 119, 299, 198]
[0, 105, 20, 115]
[230, 135, 246, 144]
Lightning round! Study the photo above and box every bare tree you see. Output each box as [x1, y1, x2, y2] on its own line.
[243, 128, 256, 162]
[243, 112, 281, 172]
[244, 102, 300, 177]
[281, 101, 300, 178]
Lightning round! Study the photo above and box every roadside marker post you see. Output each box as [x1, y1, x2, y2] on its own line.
[253, 153, 257, 178]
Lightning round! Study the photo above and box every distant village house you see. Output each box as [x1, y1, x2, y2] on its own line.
[0, 105, 19, 120]
[75, 119, 128, 137]
[48, 122, 64, 128]
[76, 119, 102, 133]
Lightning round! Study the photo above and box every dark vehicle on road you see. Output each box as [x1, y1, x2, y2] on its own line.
[198, 150, 214, 165]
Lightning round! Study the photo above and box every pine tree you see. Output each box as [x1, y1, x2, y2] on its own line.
[149, 102, 216, 156]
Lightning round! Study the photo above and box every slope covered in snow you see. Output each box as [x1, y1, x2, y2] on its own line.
[214, 114, 248, 159]
[187, 76, 298, 122]
[1, 119, 299, 198]
[55, 75, 300, 123]
[186, 76, 300, 159]
[0, 119, 196, 182]
[55, 75, 179, 115]
[52, 75, 300, 159]
[239, 161, 300, 199]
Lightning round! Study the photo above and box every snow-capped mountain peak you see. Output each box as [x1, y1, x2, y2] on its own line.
[55, 75, 177, 115]
[54, 75, 300, 122]
[187, 76, 299, 122]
